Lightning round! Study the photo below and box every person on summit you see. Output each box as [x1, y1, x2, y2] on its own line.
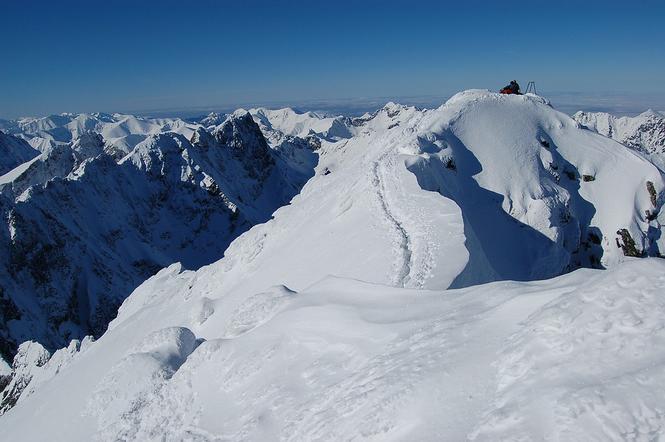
[500, 80, 521, 95]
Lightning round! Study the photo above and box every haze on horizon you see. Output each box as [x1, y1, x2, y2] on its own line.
[1, 0, 664, 119]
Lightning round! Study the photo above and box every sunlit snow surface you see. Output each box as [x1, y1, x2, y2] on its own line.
[4, 260, 665, 441]
[2, 90, 665, 440]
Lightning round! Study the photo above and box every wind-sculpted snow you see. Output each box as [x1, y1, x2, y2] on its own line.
[3, 257, 665, 440]
[408, 91, 664, 284]
[471, 259, 665, 440]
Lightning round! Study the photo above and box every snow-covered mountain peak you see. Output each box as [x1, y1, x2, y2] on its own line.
[210, 112, 275, 179]
[213, 112, 271, 147]
[121, 132, 190, 174]
[637, 108, 664, 118]
[1, 112, 200, 158]
[1, 91, 665, 439]
[70, 131, 105, 160]
[248, 107, 353, 142]
[380, 101, 410, 116]
[416, 91, 662, 272]
[199, 111, 226, 127]
[175, 90, 663, 303]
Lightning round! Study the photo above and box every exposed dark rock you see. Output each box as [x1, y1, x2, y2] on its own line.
[211, 112, 275, 181]
[647, 181, 658, 207]
[306, 136, 322, 151]
[616, 229, 643, 257]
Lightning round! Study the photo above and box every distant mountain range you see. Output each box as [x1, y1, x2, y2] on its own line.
[574, 109, 665, 171]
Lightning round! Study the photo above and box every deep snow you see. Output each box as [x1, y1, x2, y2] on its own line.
[1, 90, 665, 440]
[3, 258, 665, 441]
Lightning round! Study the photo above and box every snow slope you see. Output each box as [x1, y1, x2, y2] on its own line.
[3, 257, 665, 440]
[177, 91, 663, 304]
[574, 109, 665, 171]
[0, 131, 40, 175]
[1, 91, 664, 439]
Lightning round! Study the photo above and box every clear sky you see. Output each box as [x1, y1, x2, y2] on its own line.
[1, 0, 664, 118]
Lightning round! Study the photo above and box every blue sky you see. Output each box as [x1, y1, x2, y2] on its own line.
[1, 0, 664, 118]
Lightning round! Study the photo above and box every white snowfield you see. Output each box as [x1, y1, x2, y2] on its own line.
[4, 260, 665, 441]
[2, 90, 665, 440]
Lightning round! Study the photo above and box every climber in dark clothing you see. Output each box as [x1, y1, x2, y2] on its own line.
[500, 80, 521, 95]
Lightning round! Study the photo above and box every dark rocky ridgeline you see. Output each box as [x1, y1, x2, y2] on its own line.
[0, 113, 318, 373]
[211, 112, 275, 181]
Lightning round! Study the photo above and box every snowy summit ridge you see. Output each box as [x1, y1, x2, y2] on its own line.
[1, 90, 665, 440]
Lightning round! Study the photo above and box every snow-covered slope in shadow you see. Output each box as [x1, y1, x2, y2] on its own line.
[0, 113, 317, 368]
[0, 131, 40, 175]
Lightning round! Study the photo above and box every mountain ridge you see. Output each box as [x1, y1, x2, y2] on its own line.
[1, 91, 664, 438]
[0, 112, 317, 371]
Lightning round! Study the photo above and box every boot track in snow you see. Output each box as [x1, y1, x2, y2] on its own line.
[371, 159, 413, 287]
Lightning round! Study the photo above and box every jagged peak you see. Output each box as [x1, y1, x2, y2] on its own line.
[213, 111, 266, 144]
[130, 132, 188, 153]
[190, 126, 215, 147]
[199, 111, 226, 127]
[70, 131, 105, 161]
